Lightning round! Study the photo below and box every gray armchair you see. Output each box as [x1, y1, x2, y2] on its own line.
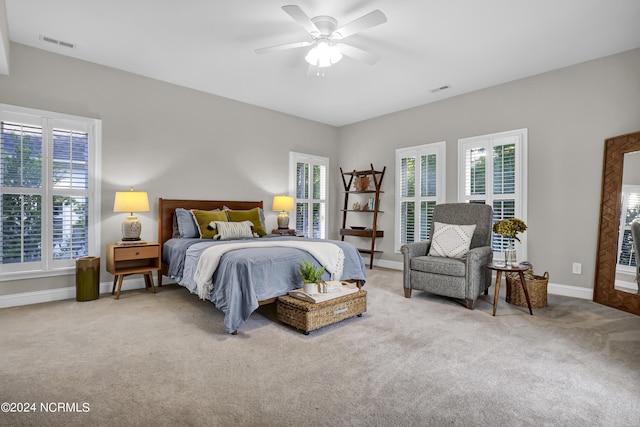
[401, 203, 493, 309]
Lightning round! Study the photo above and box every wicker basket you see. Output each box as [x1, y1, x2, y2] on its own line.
[506, 268, 549, 309]
[277, 290, 367, 334]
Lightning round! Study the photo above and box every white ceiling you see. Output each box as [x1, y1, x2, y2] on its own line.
[3, 0, 640, 126]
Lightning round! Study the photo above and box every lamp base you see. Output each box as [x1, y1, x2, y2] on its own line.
[277, 211, 290, 230]
[121, 215, 142, 241]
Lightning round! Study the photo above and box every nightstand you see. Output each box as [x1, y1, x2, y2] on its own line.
[106, 242, 160, 299]
[271, 228, 297, 236]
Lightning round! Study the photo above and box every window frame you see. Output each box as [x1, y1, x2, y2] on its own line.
[0, 103, 101, 281]
[395, 141, 446, 252]
[288, 151, 329, 239]
[458, 128, 528, 260]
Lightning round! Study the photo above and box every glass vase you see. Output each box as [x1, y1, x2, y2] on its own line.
[504, 239, 518, 267]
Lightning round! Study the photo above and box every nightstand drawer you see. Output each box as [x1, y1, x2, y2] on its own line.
[113, 245, 158, 261]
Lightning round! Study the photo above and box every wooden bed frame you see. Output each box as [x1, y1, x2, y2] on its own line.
[157, 198, 264, 288]
[157, 197, 362, 313]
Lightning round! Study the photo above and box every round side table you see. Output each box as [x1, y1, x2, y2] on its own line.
[485, 263, 533, 316]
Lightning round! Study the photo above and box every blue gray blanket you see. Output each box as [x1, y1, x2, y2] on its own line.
[163, 236, 367, 333]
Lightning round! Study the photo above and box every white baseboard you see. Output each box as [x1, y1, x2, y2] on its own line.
[370, 259, 593, 300]
[546, 282, 593, 300]
[0, 278, 149, 309]
[373, 259, 403, 270]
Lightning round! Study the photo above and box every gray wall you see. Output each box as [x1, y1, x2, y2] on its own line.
[0, 43, 338, 296]
[338, 48, 640, 289]
[1, 41, 639, 297]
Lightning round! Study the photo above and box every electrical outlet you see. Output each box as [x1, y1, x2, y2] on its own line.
[572, 262, 582, 275]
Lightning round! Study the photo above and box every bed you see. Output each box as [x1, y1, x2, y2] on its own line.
[157, 198, 367, 334]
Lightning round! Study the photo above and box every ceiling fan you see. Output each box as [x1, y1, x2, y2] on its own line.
[255, 5, 387, 75]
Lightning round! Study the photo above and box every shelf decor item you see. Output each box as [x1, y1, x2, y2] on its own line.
[354, 176, 370, 191]
[492, 217, 527, 267]
[113, 187, 150, 241]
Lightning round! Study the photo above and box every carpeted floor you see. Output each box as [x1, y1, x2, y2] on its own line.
[1, 268, 639, 426]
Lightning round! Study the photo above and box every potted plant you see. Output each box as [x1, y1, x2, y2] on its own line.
[298, 259, 326, 295]
[493, 218, 527, 267]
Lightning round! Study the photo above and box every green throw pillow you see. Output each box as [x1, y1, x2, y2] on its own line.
[191, 209, 228, 239]
[226, 207, 267, 236]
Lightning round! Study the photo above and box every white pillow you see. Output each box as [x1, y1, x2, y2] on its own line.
[428, 222, 476, 258]
[210, 220, 257, 240]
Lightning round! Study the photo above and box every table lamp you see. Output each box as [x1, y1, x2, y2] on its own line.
[272, 195, 294, 230]
[113, 188, 150, 241]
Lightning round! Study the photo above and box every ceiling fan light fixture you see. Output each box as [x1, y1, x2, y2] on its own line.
[305, 39, 343, 68]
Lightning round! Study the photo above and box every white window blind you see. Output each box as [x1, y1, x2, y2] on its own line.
[0, 104, 101, 280]
[458, 129, 527, 259]
[289, 152, 328, 239]
[395, 142, 445, 252]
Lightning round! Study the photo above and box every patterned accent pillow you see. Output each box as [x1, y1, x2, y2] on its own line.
[428, 222, 477, 258]
[212, 220, 257, 240]
[225, 207, 267, 236]
[191, 209, 228, 239]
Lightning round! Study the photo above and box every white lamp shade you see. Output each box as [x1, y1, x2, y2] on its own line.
[113, 191, 150, 214]
[272, 195, 294, 212]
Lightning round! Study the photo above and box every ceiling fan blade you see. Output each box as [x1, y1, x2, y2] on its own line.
[338, 43, 380, 65]
[255, 40, 313, 55]
[333, 10, 387, 39]
[282, 5, 320, 35]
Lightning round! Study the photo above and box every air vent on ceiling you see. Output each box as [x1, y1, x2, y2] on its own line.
[430, 85, 451, 93]
[39, 35, 75, 49]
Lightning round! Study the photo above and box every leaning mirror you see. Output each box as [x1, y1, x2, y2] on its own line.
[594, 131, 640, 315]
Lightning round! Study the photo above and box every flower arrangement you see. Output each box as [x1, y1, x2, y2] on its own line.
[493, 218, 527, 267]
[493, 218, 527, 241]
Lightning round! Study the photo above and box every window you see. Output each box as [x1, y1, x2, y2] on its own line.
[617, 185, 640, 272]
[395, 142, 446, 252]
[289, 152, 328, 239]
[458, 129, 527, 258]
[0, 104, 101, 280]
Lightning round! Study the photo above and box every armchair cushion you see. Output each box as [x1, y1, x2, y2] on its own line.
[411, 255, 466, 277]
[428, 222, 476, 258]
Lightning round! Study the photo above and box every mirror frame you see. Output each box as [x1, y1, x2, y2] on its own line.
[594, 131, 640, 315]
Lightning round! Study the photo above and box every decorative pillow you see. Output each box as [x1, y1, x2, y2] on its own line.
[226, 207, 267, 236]
[223, 205, 266, 224]
[212, 220, 257, 240]
[175, 208, 210, 238]
[172, 214, 180, 238]
[428, 222, 476, 258]
[190, 209, 228, 239]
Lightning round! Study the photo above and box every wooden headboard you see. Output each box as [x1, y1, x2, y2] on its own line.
[157, 198, 264, 285]
[158, 198, 264, 247]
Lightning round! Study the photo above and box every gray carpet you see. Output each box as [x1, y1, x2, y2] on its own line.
[1, 268, 639, 427]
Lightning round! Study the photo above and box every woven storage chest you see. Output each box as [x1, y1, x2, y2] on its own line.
[506, 269, 549, 309]
[277, 290, 367, 334]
